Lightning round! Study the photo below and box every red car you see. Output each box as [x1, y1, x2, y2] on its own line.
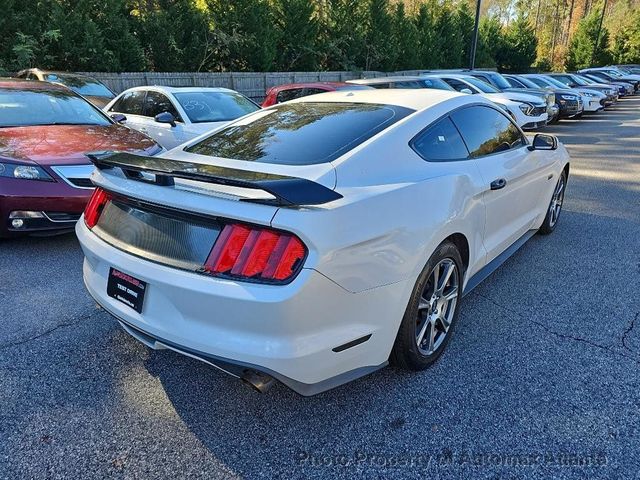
[0, 79, 162, 238]
[261, 82, 373, 107]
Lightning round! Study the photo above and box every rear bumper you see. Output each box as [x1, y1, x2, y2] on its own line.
[0, 176, 91, 237]
[77, 221, 410, 395]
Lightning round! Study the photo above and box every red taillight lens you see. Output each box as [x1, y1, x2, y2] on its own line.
[204, 223, 307, 283]
[84, 188, 112, 229]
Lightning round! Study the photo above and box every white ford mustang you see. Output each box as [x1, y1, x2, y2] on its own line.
[77, 89, 570, 396]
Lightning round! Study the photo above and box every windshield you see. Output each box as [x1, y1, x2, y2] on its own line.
[45, 74, 114, 98]
[173, 91, 259, 123]
[490, 73, 511, 89]
[603, 70, 623, 78]
[464, 77, 499, 93]
[419, 77, 454, 90]
[514, 76, 539, 88]
[568, 74, 590, 86]
[185, 102, 414, 165]
[0, 87, 112, 127]
[542, 76, 570, 89]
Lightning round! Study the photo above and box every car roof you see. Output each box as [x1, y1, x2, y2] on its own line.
[0, 78, 71, 91]
[285, 88, 467, 111]
[347, 76, 429, 85]
[120, 85, 237, 94]
[270, 82, 358, 91]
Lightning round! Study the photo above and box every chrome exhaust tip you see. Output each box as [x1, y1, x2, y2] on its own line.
[241, 369, 275, 393]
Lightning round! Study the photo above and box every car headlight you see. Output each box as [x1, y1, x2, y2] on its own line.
[581, 92, 595, 97]
[0, 162, 54, 181]
[560, 94, 576, 100]
[518, 103, 534, 115]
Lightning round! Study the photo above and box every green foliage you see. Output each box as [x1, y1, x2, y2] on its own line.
[0, 0, 557, 73]
[566, 6, 613, 70]
[365, 0, 393, 70]
[274, 0, 319, 70]
[497, 13, 537, 72]
[611, 10, 640, 64]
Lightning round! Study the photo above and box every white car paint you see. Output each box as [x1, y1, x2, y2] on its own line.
[425, 74, 548, 129]
[103, 86, 260, 150]
[77, 89, 570, 395]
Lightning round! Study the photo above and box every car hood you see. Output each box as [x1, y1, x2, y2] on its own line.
[488, 91, 545, 105]
[0, 124, 160, 165]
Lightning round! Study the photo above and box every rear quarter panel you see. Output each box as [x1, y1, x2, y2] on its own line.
[271, 98, 489, 294]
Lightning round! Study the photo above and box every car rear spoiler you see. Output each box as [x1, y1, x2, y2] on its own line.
[87, 152, 342, 207]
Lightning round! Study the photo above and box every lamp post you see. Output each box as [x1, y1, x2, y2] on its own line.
[469, 0, 482, 69]
[592, 0, 608, 65]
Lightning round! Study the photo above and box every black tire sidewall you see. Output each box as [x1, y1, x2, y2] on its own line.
[391, 241, 464, 370]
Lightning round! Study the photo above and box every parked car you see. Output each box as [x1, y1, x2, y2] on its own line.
[575, 72, 633, 96]
[578, 69, 639, 93]
[15, 69, 116, 108]
[76, 89, 569, 395]
[0, 79, 161, 238]
[546, 73, 618, 104]
[502, 75, 561, 122]
[262, 82, 373, 107]
[428, 73, 549, 129]
[347, 76, 455, 91]
[521, 74, 604, 115]
[104, 86, 260, 150]
[451, 69, 557, 117]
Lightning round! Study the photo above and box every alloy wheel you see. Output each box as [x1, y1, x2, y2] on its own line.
[549, 176, 565, 227]
[415, 258, 459, 356]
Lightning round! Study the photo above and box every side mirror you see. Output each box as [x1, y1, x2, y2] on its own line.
[155, 111, 176, 127]
[568, 82, 577, 87]
[528, 133, 557, 151]
[460, 88, 473, 94]
[110, 113, 127, 123]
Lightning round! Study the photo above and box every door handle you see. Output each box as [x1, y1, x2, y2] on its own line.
[490, 178, 507, 190]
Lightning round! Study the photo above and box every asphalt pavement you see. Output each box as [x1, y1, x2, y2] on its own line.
[1, 97, 639, 480]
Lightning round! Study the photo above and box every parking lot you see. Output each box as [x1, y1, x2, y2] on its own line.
[1, 96, 639, 479]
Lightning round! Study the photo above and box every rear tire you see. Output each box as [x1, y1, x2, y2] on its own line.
[390, 241, 463, 370]
[539, 170, 567, 235]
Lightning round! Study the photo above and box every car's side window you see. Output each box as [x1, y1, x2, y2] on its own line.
[276, 88, 305, 103]
[109, 91, 145, 116]
[303, 88, 328, 96]
[443, 79, 472, 93]
[411, 116, 469, 162]
[145, 91, 182, 121]
[451, 105, 527, 158]
[370, 83, 391, 89]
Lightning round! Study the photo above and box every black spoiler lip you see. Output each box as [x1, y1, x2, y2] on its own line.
[87, 151, 342, 207]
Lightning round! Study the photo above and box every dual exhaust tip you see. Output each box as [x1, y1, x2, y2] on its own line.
[241, 369, 275, 394]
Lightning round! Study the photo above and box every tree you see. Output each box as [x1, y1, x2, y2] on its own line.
[498, 13, 537, 72]
[611, 10, 640, 64]
[434, 0, 463, 68]
[456, 1, 476, 68]
[475, 16, 504, 68]
[318, 0, 368, 70]
[208, 0, 279, 71]
[390, 2, 420, 69]
[274, 0, 319, 70]
[566, 6, 613, 69]
[365, 0, 393, 70]
[415, 2, 437, 69]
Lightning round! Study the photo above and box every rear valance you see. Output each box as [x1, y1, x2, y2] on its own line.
[87, 152, 342, 207]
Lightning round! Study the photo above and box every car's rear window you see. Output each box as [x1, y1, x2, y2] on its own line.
[0, 88, 111, 127]
[185, 102, 414, 165]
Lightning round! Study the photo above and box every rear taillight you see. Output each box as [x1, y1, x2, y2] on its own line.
[204, 223, 307, 283]
[84, 188, 112, 228]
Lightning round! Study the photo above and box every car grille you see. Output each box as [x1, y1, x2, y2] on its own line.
[531, 106, 546, 116]
[50, 165, 95, 190]
[45, 212, 82, 222]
